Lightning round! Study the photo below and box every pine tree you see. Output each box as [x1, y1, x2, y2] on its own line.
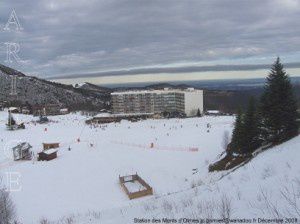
[230, 109, 244, 154]
[260, 57, 298, 143]
[242, 97, 261, 154]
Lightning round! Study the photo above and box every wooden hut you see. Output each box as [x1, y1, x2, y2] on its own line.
[38, 148, 58, 161]
[119, 174, 153, 200]
[38, 142, 59, 161]
[12, 142, 32, 161]
[43, 143, 59, 150]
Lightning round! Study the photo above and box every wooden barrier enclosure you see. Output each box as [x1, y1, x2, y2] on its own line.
[119, 174, 153, 200]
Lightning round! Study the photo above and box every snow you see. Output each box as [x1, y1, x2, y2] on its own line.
[123, 176, 133, 182]
[207, 110, 220, 114]
[42, 148, 58, 155]
[94, 112, 154, 118]
[0, 111, 234, 223]
[59, 108, 68, 113]
[8, 107, 19, 111]
[0, 110, 299, 224]
[94, 112, 112, 118]
[73, 83, 86, 88]
[124, 181, 147, 193]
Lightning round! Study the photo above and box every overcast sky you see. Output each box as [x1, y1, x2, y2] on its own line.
[0, 0, 300, 84]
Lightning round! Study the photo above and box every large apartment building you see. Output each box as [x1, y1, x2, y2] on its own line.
[111, 88, 203, 117]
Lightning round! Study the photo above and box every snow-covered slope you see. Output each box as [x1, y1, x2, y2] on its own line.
[0, 111, 299, 223]
[74, 82, 112, 94]
[70, 134, 300, 224]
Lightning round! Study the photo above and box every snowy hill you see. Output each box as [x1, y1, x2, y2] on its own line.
[0, 112, 299, 223]
[74, 82, 112, 94]
[0, 64, 109, 110]
[56, 134, 300, 224]
[69, 134, 300, 224]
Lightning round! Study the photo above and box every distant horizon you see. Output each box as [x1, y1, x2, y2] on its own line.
[53, 66, 300, 86]
[64, 75, 300, 89]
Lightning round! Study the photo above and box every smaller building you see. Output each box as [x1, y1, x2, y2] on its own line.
[38, 142, 59, 161]
[60, 108, 69, 115]
[8, 107, 19, 113]
[38, 148, 58, 161]
[32, 104, 62, 116]
[43, 143, 60, 150]
[86, 112, 153, 124]
[21, 108, 30, 114]
[12, 142, 32, 161]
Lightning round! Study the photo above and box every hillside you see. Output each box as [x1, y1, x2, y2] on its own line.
[1, 64, 298, 114]
[0, 64, 110, 111]
[56, 132, 300, 223]
[0, 112, 299, 223]
[74, 82, 112, 94]
[0, 112, 234, 223]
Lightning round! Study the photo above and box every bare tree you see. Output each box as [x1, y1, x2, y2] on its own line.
[258, 186, 282, 218]
[218, 194, 233, 220]
[280, 178, 300, 217]
[39, 218, 50, 224]
[0, 180, 17, 224]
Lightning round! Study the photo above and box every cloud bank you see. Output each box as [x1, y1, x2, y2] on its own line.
[0, 0, 300, 80]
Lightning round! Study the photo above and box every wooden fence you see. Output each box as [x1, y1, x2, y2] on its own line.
[119, 174, 153, 200]
[112, 140, 198, 152]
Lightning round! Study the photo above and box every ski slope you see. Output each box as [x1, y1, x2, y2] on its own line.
[0, 111, 234, 223]
[1, 111, 299, 224]
[69, 130, 300, 224]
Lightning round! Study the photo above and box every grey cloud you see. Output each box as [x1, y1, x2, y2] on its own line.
[0, 0, 299, 78]
[47, 62, 300, 79]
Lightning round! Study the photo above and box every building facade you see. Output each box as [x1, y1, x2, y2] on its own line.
[111, 88, 203, 117]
